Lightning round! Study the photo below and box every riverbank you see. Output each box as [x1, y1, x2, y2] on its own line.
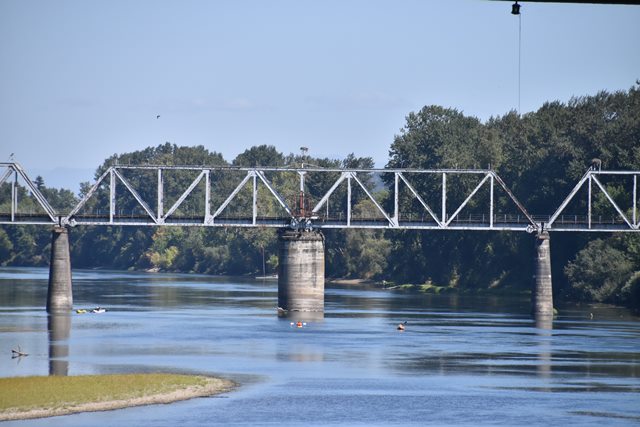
[0, 374, 235, 421]
[328, 277, 528, 296]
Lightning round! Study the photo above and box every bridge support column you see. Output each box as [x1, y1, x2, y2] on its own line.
[278, 229, 325, 313]
[533, 231, 554, 318]
[47, 226, 73, 313]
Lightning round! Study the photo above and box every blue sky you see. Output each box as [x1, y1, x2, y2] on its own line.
[1, 0, 639, 191]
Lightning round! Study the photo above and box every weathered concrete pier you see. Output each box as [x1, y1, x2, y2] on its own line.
[277, 229, 325, 313]
[46, 226, 73, 313]
[533, 231, 554, 318]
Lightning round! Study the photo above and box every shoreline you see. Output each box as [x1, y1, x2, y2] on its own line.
[0, 376, 235, 422]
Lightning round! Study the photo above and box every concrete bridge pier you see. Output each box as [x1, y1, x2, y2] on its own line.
[533, 231, 554, 318]
[278, 229, 325, 313]
[46, 226, 73, 313]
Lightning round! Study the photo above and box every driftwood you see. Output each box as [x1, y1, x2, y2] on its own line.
[11, 346, 28, 358]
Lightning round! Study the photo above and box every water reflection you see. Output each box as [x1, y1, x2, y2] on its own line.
[535, 314, 553, 331]
[48, 312, 71, 376]
[278, 310, 325, 323]
[534, 315, 553, 379]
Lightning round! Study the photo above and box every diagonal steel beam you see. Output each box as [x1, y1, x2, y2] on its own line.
[0, 167, 12, 187]
[548, 169, 592, 227]
[591, 175, 634, 229]
[445, 174, 491, 227]
[255, 170, 293, 216]
[210, 171, 254, 221]
[67, 168, 112, 218]
[350, 172, 395, 226]
[113, 169, 158, 223]
[312, 172, 349, 214]
[12, 164, 58, 222]
[398, 173, 442, 226]
[490, 171, 538, 229]
[162, 171, 206, 221]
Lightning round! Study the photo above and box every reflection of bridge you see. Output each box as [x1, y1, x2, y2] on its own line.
[1, 162, 639, 320]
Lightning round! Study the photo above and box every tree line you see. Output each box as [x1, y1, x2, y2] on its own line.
[1, 83, 639, 311]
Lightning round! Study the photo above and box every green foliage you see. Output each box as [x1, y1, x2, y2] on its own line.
[233, 145, 285, 167]
[621, 271, 640, 312]
[565, 238, 633, 303]
[0, 228, 14, 263]
[382, 84, 640, 311]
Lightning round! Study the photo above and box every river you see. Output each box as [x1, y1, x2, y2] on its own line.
[1, 267, 639, 426]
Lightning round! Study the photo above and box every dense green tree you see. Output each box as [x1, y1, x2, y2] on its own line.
[233, 145, 285, 167]
[565, 238, 633, 303]
[0, 228, 14, 263]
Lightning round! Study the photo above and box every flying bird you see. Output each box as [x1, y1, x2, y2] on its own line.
[156, 115, 161, 119]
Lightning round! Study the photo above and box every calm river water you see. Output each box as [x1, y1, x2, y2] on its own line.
[1, 267, 639, 426]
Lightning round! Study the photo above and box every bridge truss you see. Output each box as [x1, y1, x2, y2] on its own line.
[1, 162, 638, 233]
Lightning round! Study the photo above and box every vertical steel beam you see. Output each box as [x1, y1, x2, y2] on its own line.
[109, 169, 115, 223]
[205, 170, 211, 223]
[441, 172, 447, 224]
[11, 170, 16, 222]
[299, 171, 305, 192]
[347, 173, 352, 227]
[489, 174, 494, 228]
[588, 175, 592, 229]
[252, 172, 257, 225]
[394, 172, 399, 225]
[157, 169, 163, 221]
[634, 174, 637, 226]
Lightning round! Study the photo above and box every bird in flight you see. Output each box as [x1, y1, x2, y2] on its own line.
[156, 115, 161, 119]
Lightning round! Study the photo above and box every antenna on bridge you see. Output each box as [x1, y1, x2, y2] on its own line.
[511, 1, 522, 115]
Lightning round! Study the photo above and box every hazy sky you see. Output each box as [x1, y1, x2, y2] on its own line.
[1, 0, 639, 190]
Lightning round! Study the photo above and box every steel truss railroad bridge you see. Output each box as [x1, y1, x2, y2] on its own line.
[1, 162, 639, 234]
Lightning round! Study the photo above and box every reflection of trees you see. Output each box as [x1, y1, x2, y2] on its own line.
[73, 274, 278, 310]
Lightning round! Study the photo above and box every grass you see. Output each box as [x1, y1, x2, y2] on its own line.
[0, 373, 216, 413]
